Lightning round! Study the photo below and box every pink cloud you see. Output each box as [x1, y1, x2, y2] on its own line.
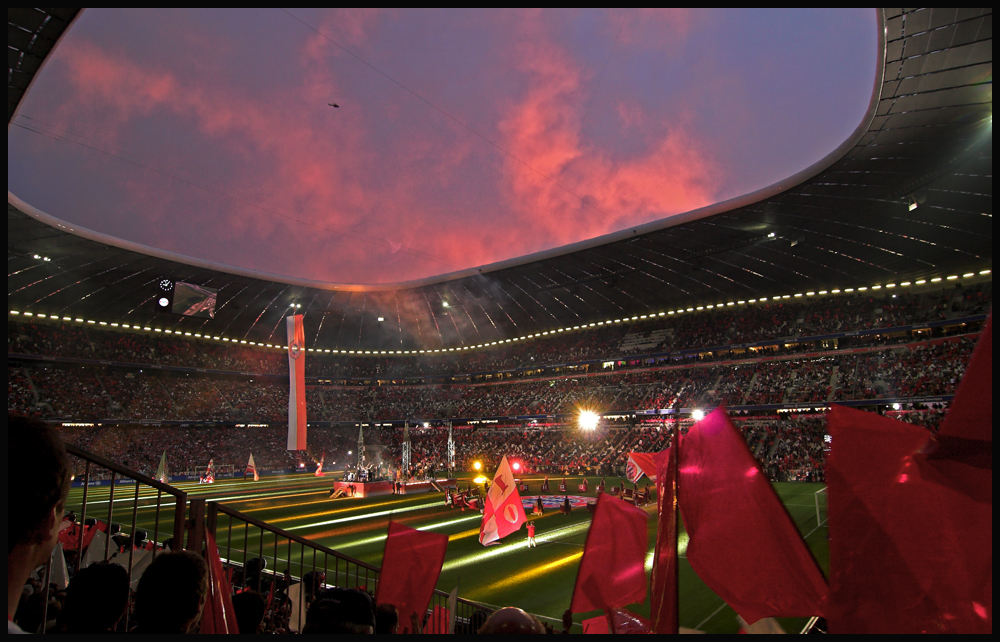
[495, 13, 719, 247]
[25, 10, 722, 284]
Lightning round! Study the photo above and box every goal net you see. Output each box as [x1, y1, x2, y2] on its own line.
[814, 486, 828, 527]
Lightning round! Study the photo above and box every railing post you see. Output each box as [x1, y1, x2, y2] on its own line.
[206, 501, 218, 543]
[77, 460, 91, 568]
[187, 497, 206, 553]
[173, 491, 187, 550]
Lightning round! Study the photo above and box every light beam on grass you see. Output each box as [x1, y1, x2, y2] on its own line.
[442, 520, 592, 572]
[288, 500, 441, 530]
[268, 497, 441, 523]
[468, 551, 584, 598]
[337, 514, 483, 549]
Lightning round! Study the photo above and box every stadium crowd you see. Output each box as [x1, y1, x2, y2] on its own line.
[9, 284, 989, 381]
[10, 333, 978, 426]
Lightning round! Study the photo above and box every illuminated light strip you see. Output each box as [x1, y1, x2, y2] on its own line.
[336, 514, 482, 549]
[287, 500, 440, 530]
[69, 476, 338, 506]
[10, 266, 991, 354]
[466, 550, 584, 598]
[267, 497, 443, 523]
[643, 531, 691, 572]
[441, 520, 592, 572]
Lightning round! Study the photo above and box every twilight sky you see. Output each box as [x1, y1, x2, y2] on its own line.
[8, 8, 877, 285]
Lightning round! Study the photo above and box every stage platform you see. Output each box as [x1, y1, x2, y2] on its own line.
[332, 478, 458, 498]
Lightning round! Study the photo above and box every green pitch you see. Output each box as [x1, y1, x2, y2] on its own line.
[66, 474, 828, 633]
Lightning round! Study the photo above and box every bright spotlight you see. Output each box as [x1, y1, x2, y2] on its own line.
[512, 462, 521, 471]
[347, 450, 352, 455]
[473, 476, 488, 484]
[578, 411, 599, 431]
[692, 409, 705, 421]
[473, 461, 482, 471]
[892, 403, 902, 411]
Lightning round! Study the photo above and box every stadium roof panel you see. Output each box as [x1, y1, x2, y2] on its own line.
[8, 8, 993, 351]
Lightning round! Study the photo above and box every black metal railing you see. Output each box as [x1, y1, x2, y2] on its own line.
[40, 445, 497, 633]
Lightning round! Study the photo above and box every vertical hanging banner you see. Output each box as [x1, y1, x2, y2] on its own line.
[287, 314, 307, 451]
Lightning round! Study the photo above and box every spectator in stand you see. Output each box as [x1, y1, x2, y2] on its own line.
[301, 588, 376, 634]
[374, 603, 399, 634]
[8, 414, 71, 634]
[232, 590, 267, 635]
[478, 606, 547, 633]
[54, 562, 129, 633]
[132, 551, 209, 634]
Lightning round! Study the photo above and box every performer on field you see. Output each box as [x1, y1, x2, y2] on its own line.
[527, 521, 537, 548]
[533, 496, 544, 515]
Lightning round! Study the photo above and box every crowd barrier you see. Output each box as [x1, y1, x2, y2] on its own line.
[45, 444, 492, 634]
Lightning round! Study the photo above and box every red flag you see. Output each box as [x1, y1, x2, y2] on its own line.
[570, 492, 649, 613]
[826, 319, 992, 634]
[626, 451, 661, 483]
[678, 407, 828, 624]
[201, 531, 239, 633]
[581, 608, 651, 634]
[375, 521, 449, 634]
[650, 442, 678, 634]
[424, 605, 449, 634]
[58, 520, 83, 551]
[265, 578, 275, 614]
[928, 314, 992, 504]
[479, 456, 527, 545]
[286, 314, 307, 451]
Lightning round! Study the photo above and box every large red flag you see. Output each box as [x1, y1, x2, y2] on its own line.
[570, 492, 649, 613]
[375, 521, 449, 634]
[827, 316, 991, 633]
[286, 314, 307, 451]
[678, 407, 828, 624]
[479, 456, 527, 546]
[201, 531, 239, 633]
[650, 441, 678, 634]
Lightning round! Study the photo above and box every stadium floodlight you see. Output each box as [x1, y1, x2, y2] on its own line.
[473, 461, 482, 471]
[692, 409, 705, 421]
[578, 410, 599, 431]
[512, 462, 521, 471]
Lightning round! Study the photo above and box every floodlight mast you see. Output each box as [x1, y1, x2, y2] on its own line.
[447, 421, 455, 472]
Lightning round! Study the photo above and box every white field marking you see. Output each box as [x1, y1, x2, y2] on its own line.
[695, 601, 729, 630]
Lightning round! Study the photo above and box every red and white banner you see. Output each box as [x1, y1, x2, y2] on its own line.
[246, 453, 259, 481]
[287, 315, 307, 451]
[626, 451, 663, 483]
[479, 456, 527, 546]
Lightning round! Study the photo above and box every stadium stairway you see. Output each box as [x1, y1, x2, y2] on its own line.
[740, 372, 760, 406]
[827, 367, 840, 402]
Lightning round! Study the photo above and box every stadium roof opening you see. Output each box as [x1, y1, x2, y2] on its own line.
[8, 8, 875, 286]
